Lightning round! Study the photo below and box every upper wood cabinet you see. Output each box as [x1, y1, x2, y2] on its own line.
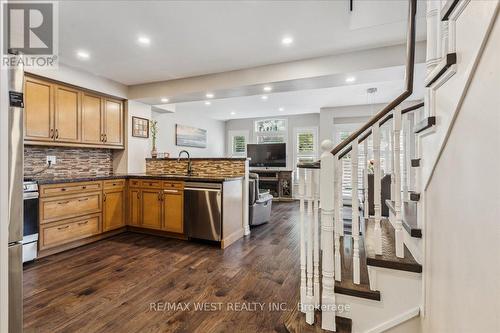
[24, 75, 125, 149]
[24, 76, 53, 141]
[103, 98, 123, 146]
[81, 93, 103, 145]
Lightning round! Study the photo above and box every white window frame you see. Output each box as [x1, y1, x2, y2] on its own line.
[254, 118, 288, 145]
[227, 130, 249, 157]
[293, 126, 318, 182]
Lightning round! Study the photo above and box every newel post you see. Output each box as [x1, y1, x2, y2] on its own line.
[305, 168, 314, 324]
[351, 140, 360, 284]
[313, 168, 320, 309]
[319, 140, 336, 331]
[298, 167, 306, 312]
[393, 109, 404, 258]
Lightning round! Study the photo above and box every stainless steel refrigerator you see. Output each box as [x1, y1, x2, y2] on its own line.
[7, 52, 24, 333]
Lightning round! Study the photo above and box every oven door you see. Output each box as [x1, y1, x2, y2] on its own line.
[22, 192, 39, 262]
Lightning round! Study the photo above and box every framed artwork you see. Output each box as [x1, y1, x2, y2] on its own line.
[132, 116, 149, 138]
[175, 124, 207, 148]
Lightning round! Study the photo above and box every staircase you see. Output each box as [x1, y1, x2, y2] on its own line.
[287, 0, 498, 332]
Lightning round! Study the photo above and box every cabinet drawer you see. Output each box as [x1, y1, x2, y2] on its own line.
[40, 181, 102, 197]
[163, 181, 184, 190]
[140, 180, 162, 188]
[40, 214, 100, 249]
[129, 179, 141, 188]
[103, 179, 126, 189]
[40, 192, 102, 223]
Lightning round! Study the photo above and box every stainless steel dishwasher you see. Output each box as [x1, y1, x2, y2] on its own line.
[184, 182, 222, 241]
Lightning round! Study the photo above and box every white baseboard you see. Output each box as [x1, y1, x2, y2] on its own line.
[364, 307, 420, 333]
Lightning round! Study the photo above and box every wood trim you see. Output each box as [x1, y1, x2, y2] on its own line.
[411, 158, 421, 167]
[425, 53, 457, 87]
[409, 192, 420, 202]
[414, 116, 436, 133]
[24, 140, 124, 150]
[126, 226, 188, 240]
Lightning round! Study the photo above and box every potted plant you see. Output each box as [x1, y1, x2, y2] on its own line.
[150, 120, 158, 158]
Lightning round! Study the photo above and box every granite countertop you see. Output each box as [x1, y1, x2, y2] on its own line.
[30, 173, 244, 185]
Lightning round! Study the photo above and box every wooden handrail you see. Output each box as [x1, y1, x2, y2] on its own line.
[331, 0, 417, 156]
[337, 101, 424, 159]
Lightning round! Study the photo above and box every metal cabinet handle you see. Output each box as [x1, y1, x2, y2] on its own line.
[78, 198, 89, 202]
[163, 189, 178, 194]
[82, 186, 87, 189]
[77, 221, 89, 226]
[103, 194, 107, 201]
[50, 129, 54, 138]
[104, 134, 107, 142]
[55, 129, 59, 139]
[57, 225, 69, 230]
[58, 200, 70, 205]
[137, 192, 140, 199]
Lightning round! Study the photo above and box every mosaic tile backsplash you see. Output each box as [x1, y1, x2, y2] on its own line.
[146, 158, 246, 177]
[24, 146, 113, 178]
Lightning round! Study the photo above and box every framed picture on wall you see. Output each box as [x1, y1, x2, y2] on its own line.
[175, 124, 207, 148]
[132, 116, 149, 138]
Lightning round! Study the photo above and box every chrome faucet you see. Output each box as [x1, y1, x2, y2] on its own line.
[177, 150, 193, 176]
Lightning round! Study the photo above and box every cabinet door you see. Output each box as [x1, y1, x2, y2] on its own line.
[128, 189, 141, 226]
[141, 189, 162, 229]
[103, 189, 125, 232]
[103, 98, 123, 146]
[24, 76, 54, 141]
[162, 190, 184, 233]
[81, 93, 103, 144]
[54, 85, 80, 142]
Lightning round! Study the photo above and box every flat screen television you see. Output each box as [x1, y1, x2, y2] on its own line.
[247, 143, 286, 168]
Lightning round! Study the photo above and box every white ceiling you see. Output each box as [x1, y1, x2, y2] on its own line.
[58, 0, 426, 85]
[169, 63, 425, 120]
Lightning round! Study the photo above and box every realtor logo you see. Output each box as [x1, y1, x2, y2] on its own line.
[2, 1, 58, 68]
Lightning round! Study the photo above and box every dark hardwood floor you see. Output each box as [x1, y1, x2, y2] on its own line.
[23, 202, 302, 333]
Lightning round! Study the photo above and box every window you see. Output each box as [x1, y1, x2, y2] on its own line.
[293, 127, 318, 181]
[254, 119, 287, 145]
[227, 130, 249, 157]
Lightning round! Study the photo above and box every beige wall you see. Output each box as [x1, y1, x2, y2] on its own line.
[422, 10, 500, 333]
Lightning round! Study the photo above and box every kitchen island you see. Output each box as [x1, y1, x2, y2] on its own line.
[32, 173, 245, 257]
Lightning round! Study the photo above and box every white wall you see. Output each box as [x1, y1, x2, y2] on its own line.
[126, 101, 152, 173]
[226, 113, 320, 168]
[26, 63, 128, 99]
[422, 7, 500, 333]
[153, 110, 226, 158]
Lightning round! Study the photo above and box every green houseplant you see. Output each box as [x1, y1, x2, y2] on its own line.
[150, 120, 158, 158]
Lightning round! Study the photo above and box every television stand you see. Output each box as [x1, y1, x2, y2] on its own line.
[250, 169, 294, 201]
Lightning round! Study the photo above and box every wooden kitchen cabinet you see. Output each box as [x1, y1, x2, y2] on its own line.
[128, 188, 142, 226]
[162, 188, 184, 233]
[24, 75, 124, 149]
[103, 188, 126, 232]
[81, 92, 103, 144]
[140, 189, 163, 230]
[24, 76, 54, 141]
[53, 85, 80, 142]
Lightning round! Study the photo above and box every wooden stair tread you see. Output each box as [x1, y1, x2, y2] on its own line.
[424, 53, 457, 87]
[335, 234, 380, 301]
[284, 304, 352, 333]
[364, 218, 422, 273]
[386, 200, 421, 238]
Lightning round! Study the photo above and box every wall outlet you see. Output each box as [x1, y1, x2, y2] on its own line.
[46, 155, 56, 165]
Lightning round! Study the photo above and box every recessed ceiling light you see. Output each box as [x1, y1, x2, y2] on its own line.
[205, 101, 211, 106]
[345, 76, 356, 83]
[281, 36, 294, 46]
[206, 93, 214, 98]
[279, 107, 284, 112]
[230, 111, 236, 115]
[261, 95, 268, 100]
[76, 50, 90, 60]
[160, 97, 169, 103]
[263, 86, 272, 92]
[138, 36, 151, 46]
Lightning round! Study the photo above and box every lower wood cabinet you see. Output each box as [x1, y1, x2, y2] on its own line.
[40, 192, 102, 224]
[140, 189, 163, 230]
[40, 213, 101, 250]
[128, 188, 141, 226]
[162, 188, 184, 233]
[103, 187, 126, 232]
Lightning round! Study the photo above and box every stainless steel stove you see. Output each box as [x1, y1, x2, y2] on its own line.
[22, 179, 39, 262]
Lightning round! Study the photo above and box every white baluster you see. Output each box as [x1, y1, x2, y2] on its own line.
[390, 126, 396, 200]
[338, 158, 344, 236]
[364, 140, 369, 220]
[402, 113, 409, 201]
[298, 167, 306, 312]
[408, 113, 416, 192]
[334, 156, 342, 282]
[351, 141, 360, 284]
[305, 168, 314, 324]
[372, 124, 383, 255]
[394, 109, 404, 258]
[313, 168, 320, 309]
[320, 140, 336, 332]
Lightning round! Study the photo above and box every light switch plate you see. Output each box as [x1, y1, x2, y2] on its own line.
[46, 155, 56, 165]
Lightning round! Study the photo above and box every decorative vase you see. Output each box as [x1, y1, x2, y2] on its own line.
[151, 147, 158, 159]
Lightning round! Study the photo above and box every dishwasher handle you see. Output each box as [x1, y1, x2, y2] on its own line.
[184, 187, 221, 193]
